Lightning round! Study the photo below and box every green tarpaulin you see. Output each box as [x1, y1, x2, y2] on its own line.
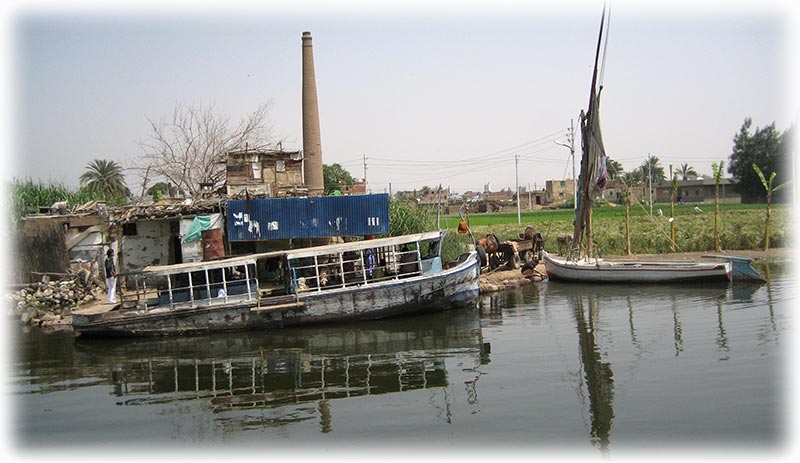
[182, 215, 211, 243]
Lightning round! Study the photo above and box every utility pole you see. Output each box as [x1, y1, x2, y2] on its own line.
[436, 184, 442, 230]
[363, 154, 368, 195]
[554, 119, 577, 211]
[515, 154, 521, 224]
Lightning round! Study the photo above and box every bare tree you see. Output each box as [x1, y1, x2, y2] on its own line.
[133, 101, 275, 197]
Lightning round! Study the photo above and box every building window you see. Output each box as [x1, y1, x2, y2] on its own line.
[560, 181, 565, 187]
[123, 223, 137, 236]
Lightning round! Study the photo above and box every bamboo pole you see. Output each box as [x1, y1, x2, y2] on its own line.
[670, 165, 676, 253]
[624, 188, 631, 256]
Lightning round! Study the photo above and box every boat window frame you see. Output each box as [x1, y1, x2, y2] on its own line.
[128, 258, 260, 311]
[286, 236, 443, 295]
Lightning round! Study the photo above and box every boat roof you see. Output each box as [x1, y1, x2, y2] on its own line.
[139, 230, 445, 274]
[285, 230, 444, 260]
[141, 251, 284, 275]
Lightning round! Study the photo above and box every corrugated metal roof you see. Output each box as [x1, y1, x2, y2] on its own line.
[227, 194, 389, 241]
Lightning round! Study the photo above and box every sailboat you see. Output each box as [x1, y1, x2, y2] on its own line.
[542, 7, 738, 284]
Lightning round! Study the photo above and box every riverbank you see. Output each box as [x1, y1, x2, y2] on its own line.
[478, 247, 792, 294]
[8, 248, 792, 324]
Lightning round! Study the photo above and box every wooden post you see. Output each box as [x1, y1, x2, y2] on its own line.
[115, 223, 124, 301]
[670, 166, 676, 253]
[586, 201, 593, 259]
[624, 188, 631, 256]
[713, 161, 724, 252]
[339, 252, 346, 288]
[204, 269, 211, 303]
[359, 249, 367, 284]
[188, 271, 195, 307]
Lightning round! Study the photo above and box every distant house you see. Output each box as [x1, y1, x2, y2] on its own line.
[341, 178, 366, 195]
[653, 178, 739, 204]
[485, 190, 513, 202]
[224, 148, 305, 197]
[461, 191, 481, 202]
[598, 179, 646, 204]
[522, 188, 547, 207]
[545, 179, 575, 205]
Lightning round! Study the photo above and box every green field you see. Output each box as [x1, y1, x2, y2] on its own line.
[437, 203, 791, 259]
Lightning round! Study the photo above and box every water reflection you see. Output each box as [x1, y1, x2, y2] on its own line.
[65, 309, 489, 432]
[567, 288, 615, 454]
[482, 268, 777, 454]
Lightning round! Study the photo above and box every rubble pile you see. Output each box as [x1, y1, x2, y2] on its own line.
[8, 270, 100, 326]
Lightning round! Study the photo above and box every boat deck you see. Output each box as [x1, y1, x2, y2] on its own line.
[71, 299, 119, 315]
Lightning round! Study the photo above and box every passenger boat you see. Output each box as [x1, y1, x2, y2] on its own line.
[72, 230, 480, 337]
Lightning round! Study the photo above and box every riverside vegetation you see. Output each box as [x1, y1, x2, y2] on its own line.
[435, 203, 790, 261]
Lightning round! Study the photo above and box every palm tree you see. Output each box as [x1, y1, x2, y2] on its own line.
[622, 170, 644, 186]
[79, 159, 128, 197]
[640, 155, 666, 183]
[605, 157, 624, 180]
[675, 163, 699, 180]
[752, 163, 791, 251]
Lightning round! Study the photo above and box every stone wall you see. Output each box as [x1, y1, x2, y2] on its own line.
[14, 219, 69, 284]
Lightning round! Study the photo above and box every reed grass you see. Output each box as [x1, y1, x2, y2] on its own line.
[8, 178, 129, 227]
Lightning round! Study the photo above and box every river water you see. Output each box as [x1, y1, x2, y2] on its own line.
[6, 262, 794, 457]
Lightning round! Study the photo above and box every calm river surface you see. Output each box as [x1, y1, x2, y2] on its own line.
[7, 262, 793, 457]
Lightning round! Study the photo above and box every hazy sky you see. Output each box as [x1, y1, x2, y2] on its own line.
[5, 0, 797, 195]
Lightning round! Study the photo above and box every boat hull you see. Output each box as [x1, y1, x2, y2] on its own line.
[702, 254, 765, 281]
[73, 252, 480, 337]
[543, 251, 732, 283]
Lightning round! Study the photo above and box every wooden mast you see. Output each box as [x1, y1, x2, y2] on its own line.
[572, 5, 606, 259]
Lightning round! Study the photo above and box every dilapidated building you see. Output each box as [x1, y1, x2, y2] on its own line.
[109, 199, 224, 277]
[224, 147, 305, 197]
[13, 202, 110, 284]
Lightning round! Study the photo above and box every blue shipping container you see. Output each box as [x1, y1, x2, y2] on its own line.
[227, 194, 389, 241]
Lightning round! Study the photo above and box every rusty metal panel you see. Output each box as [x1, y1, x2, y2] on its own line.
[202, 228, 225, 260]
[227, 194, 389, 241]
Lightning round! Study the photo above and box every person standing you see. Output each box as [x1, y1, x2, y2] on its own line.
[105, 248, 118, 304]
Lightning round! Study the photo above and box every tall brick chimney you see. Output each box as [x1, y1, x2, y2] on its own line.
[302, 31, 324, 196]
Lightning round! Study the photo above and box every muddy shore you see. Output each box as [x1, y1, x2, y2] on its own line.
[478, 247, 793, 294]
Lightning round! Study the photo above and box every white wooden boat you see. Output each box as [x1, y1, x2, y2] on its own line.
[72, 230, 480, 337]
[543, 251, 732, 283]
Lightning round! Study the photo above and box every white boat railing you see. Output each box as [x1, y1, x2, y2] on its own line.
[129, 262, 258, 312]
[290, 244, 426, 294]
